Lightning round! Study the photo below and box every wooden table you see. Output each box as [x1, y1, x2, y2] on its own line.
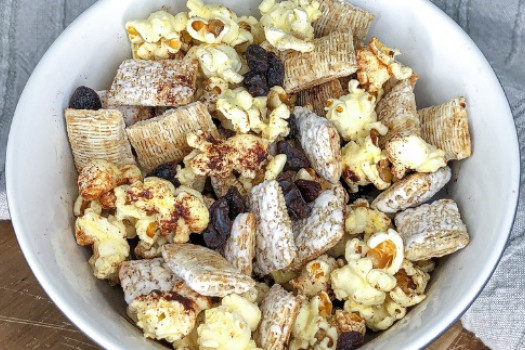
[0, 220, 489, 349]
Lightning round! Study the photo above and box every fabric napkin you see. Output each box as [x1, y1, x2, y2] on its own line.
[0, 1, 524, 348]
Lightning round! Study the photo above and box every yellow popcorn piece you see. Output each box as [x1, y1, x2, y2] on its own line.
[341, 134, 391, 192]
[176, 164, 207, 193]
[387, 134, 447, 174]
[366, 229, 404, 275]
[345, 205, 391, 238]
[216, 86, 291, 141]
[197, 295, 261, 350]
[264, 154, 287, 180]
[326, 80, 387, 142]
[186, 0, 253, 46]
[259, 0, 321, 52]
[193, 43, 244, 84]
[75, 209, 130, 281]
[389, 260, 429, 308]
[289, 255, 337, 298]
[345, 295, 406, 331]
[330, 257, 396, 306]
[239, 15, 266, 45]
[289, 292, 338, 350]
[114, 178, 209, 244]
[126, 11, 188, 60]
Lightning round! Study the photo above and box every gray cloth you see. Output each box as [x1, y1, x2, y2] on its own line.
[0, 1, 524, 349]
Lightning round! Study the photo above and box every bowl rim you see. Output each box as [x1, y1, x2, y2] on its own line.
[5, 0, 521, 349]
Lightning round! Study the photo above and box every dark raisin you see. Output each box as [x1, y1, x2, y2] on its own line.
[189, 232, 206, 247]
[202, 224, 226, 249]
[68, 86, 102, 110]
[277, 141, 311, 170]
[278, 180, 311, 220]
[224, 187, 247, 220]
[245, 44, 269, 73]
[211, 198, 232, 239]
[287, 114, 300, 140]
[244, 70, 269, 97]
[295, 179, 322, 203]
[336, 331, 364, 350]
[266, 52, 284, 88]
[276, 170, 296, 183]
[147, 163, 180, 187]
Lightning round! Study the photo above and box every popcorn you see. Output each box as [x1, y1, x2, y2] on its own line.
[216, 86, 291, 141]
[197, 295, 261, 350]
[366, 229, 404, 275]
[345, 204, 391, 238]
[75, 209, 130, 281]
[176, 164, 207, 192]
[289, 255, 337, 297]
[386, 134, 447, 174]
[126, 11, 188, 60]
[264, 154, 287, 180]
[344, 238, 368, 261]
[73, 196, 102, 217]
[356, 37, 413, 96]
[345, 296, 406, 331]
[289, 292, 338, 350]
[330, 258, 396, 306]
[192, 43, 244, 84]
[186, 0, 253, 47]
[185, 132, 269, 179]
[389, 260, 429, 307]
[341, 134, 391, 193]
[238, 15, 266, 45]
[259, 0, 322, 52]
[114, 178, 209, 244]
[130, 290, 200, 343]
[326, 80, 387, 142]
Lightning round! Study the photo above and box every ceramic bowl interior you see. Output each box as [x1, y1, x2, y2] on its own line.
[6, 0, 520, 349]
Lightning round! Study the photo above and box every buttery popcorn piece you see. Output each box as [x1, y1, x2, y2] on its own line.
[345, 296, 406, 331]
[126, 11, 188, 60]
[114, 177, 209, 244]
[75, 209, 130, 281]
[289, 292, 338, 350]
[186, 131, 269, 179]
[345, 204, 391, 238]
[197, 295, 261, 350]
[326, 80, 387, 142]
[341, 134, 391, 193]
[216, 86, 291, 141]
[330, 258, 396, 306]
[366, 229, 404, 275]
[356, 37, 413, 96]
[290, 255, 337, 297]
[193, 43, 244, 84]
[259, 0, 322, 52]
[186, 0, 253, 47]
[389, 260, 429, 307]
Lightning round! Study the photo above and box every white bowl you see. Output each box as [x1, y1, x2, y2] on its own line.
[6, 0, 520, 349]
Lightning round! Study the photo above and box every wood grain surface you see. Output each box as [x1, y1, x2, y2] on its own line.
[0, 220, 489, 350]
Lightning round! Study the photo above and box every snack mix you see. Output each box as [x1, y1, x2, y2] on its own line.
[66, 0, 473, 348]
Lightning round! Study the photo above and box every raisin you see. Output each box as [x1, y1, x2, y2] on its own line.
[336, 332, 364, 350]
[211, 198, 232, 238]
[276, 170, 296, 183]
[68, 86, 102, 110]
[287, 114, 300, 140]
[277, 141, 311, 170]
[190, 232, 206, 247]
[147, 163, 180, 187]
[224, 187, 247, 220]
[245, 44, 269, 73]
[295, 179, 322, 203]
[278, 180, 311, 220]
[266, 52, 284, 88]
[202, 224, 225, 249]
[244, 70, 269, 97]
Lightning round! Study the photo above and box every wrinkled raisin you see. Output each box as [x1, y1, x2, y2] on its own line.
[244, 71, 269, 97]
[277, 141, 311, 170]
[225, 187, 247, 220]
[295, 179, 322, 203]
[203, 198, 232, 249]
[147, 163, 180, 187]
[245, 44, 269, 73]
[278, 180, 311, 220]
[266, 52, 284, 88]
[69, 86, 102, 110]
[287, 114, 300, 140]
[336, 332, 364, 350]
[211, 198, 232, 238]
[276, 171, 296, 183]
